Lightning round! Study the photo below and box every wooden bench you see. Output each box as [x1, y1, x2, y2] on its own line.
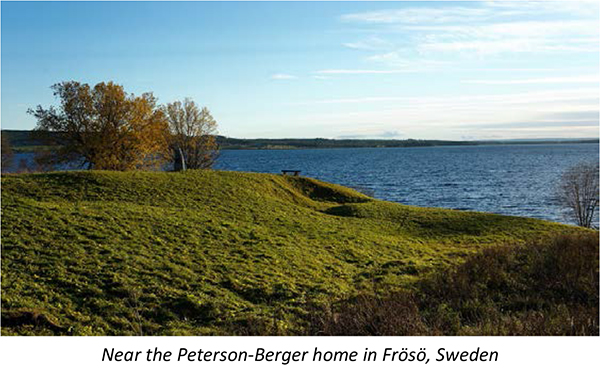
[281, 170, 301, 176]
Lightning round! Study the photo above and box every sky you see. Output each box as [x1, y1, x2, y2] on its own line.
[1, 1, 599, 140]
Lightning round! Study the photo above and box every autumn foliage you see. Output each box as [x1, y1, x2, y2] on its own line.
[29, 81, 173, 171]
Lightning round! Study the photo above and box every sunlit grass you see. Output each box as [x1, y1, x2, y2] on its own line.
[1, 170, 585, 335]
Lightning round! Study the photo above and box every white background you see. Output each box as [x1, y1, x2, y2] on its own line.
[1, 336, 599, 369]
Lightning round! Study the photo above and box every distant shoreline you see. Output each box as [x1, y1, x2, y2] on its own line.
[218, 139, 599, 151]
[2, 129, 598, 152]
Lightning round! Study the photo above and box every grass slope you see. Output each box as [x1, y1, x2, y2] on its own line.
[0, 170, 582, 335]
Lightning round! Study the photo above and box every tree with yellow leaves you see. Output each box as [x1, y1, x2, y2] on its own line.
[29, 81, 170, 171]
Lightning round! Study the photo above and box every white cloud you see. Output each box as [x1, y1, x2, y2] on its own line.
[483, 1, 598, 16]
[483, 20, 598, 38]
[313, 69, 417, 75]
[270, 73, 298, 80]
[366, 51, 451, 69]
[341, 2, 598, 25]
[340, 2, 599, 60]
[297, 88, 599, 106]
[341, 6, 493, 25]
[342, 36, 392, 50]
[312, 66, 560, 77]
[288, 88, 598, 139]
[337, 130, 405, 139]
[471, 68, 557, 72]
[415, 20, 599, 55]
[419, 38, 598, 55]
[463, 75, 600, 85]
[306, 2, 600, 139]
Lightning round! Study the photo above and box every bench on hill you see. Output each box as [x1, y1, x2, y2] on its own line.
[281, 170, 301, 176]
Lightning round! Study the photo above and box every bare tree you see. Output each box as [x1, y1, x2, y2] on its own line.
[163, 98, 219, 170]
[558, 162, 599, 228]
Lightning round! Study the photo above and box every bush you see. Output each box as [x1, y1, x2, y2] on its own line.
[1, 133, 14, 170]
[306, 233, 599, 336]
[306, 293, 428, 335]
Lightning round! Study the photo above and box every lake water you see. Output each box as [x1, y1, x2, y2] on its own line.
[215, 143, 599, 225]
[6, 143, 599, 225]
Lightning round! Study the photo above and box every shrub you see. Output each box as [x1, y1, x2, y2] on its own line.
[306, 233, 599, 336]
[1, 132, 14, 170]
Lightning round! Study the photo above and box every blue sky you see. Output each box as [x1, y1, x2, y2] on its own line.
[1, 1, 598, 140]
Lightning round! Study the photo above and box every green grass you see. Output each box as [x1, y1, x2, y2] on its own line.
[0, 170, 587, 335]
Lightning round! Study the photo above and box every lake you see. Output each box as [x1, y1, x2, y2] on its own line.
[215, 143, 599, 225]
[6, 143, 598, 225]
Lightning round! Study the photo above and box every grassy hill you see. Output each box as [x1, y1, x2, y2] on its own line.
[1, 170, 594, 335]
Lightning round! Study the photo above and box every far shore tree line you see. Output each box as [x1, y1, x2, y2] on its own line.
[26, 81, 219, 172]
